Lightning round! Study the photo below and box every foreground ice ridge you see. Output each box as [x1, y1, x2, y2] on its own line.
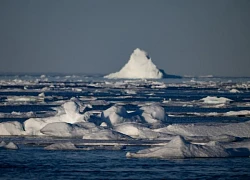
[104, 48, 180, 79]
[126, 136, 250, 159]
[1, 100, 250, 158]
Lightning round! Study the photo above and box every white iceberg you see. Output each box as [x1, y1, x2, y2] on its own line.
[104, 48, 178, 79]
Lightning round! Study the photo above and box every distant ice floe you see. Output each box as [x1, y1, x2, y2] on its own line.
[104, 48, 180, 79]
[44, 142, 77, 150]
[155, 121, 250, 138]
[6, 96, 44, 102]
[201, 96, 232, 104]
[44, 142, 125, 151]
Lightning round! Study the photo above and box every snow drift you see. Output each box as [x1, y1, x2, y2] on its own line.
[104, 48, 180, 79]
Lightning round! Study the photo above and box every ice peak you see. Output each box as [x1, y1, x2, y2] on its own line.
[104, 48, 164, 79]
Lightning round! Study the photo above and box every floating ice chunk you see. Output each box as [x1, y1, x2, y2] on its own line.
[24, 101, 90, 135]
[104, 48, 172, 79]
[101, 105, 128, 126]
[82, 129, 131, 140]
[126, 136, 230, 158]
[41, 122, 101, 138]
[201, 96, 232, 104]
[38, 92, 45, 97]
[114, 122, 173, 140]
[0, 141, 6, 146]
[139, 104, 166, 124]
[185, 134, 238, 144]
[229, 89, 241, 93]
[83, 145, 126, 151]
[45, 142, 77, 150]
[4, 142, 19, 150]
[0, 121, 25, 135]
[0, 141, 19, 150]
[224, 110, 250, 117]
[6, 96, 44, 102]
[162, 121, 250, 138]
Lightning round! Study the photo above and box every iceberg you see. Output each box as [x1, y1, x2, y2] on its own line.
[104, 48, 181, 79]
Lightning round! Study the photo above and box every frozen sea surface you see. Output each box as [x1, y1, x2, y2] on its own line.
[1, 73, 250, 179]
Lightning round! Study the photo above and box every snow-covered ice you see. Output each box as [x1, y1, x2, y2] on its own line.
[155, 121, 250, 138]
[0, 141, 19, 150]
[45, 142, 77, 150]
[201, 96, 232, 104]
[126, 136, 250, 159]
[104, 48, 172, 79]
[24, 101, 90, 135]
[0, 121, 25, 136]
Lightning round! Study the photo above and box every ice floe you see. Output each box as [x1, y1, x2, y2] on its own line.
[201, 96, 232, 104]
[126, 136, 250, 159]
[45, 142, 77, 150]
[24, 101, 90, 135]
[0, 121, 25, 136]
[0, 141, 19, 150]
[155, 121, 250, 138]
[139, 104, 166, 124]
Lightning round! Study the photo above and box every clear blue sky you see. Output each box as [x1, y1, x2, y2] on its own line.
[0, 0, 250, 76]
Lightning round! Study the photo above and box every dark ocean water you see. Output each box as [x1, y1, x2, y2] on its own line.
[1, 146, 250, 180]
[1, 74, 250, 179]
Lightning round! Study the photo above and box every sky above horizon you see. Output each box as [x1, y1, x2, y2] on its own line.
[0, 0, 250, 77]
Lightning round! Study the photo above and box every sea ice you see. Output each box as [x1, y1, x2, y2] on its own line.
[82, 129, 131, 140]
[139, 104, 166, 124]
[157, 121, 250, 138]
[0, 141, 19, 150]
[24, 101, 90, 135]
[41, 122, 101, 138]
[126, 136, 233, 159]
[101, 105, 129, 126]
[0, 121, 25, 136]
[114, 122, 173, 140]
[201, 96, 232, 104]
[104, 48, 169, 79]
[44, 142, 77, 150]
